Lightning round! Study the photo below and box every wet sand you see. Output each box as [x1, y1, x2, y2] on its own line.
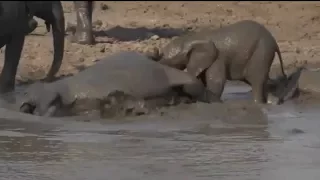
[1, 83, 320, 180]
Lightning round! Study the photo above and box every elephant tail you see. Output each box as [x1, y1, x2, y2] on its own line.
[275, 44, 288, 80]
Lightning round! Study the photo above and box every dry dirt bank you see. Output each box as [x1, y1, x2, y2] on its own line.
[0, 2, 319, 84]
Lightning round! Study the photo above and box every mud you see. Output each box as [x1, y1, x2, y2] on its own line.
[1, 2, 320, 179]
[1, 83, 320, 179]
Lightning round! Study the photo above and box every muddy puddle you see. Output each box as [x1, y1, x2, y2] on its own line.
[0, 82, 320, 180]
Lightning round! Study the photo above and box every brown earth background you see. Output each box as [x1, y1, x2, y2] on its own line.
[1, 2, 319, 84]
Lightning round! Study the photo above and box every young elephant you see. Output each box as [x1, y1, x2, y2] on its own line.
[157, 20, 287, 104]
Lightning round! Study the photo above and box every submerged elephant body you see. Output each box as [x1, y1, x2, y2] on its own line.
[158, 20, 287, 104]
[266, 66, 320, 104]
[0, 1, 65, 93]
[19, 51, 213, 118]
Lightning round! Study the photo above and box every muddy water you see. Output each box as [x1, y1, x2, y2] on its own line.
[1, 83, 320, 180]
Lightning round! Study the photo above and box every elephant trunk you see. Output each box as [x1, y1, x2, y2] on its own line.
[47, 2, 65, 80]
[27, 1, 65, 80]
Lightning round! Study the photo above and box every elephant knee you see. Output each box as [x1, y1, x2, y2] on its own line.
[206, 74, 226, 90]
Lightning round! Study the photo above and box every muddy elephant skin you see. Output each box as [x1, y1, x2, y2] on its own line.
[0, 1, 65, 94]
[157, 20, 287, 104]
[266, 67, 302, 105]
[18, 51, 214, 118]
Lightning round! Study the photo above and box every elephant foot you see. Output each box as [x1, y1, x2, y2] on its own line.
[0, 87, 13, 94]
[0, 82, 14, 94]
[40, 75, 60, 83]
[69, 31, 95, 45]
[197, 89, 222, 103]
[266, 67, 302, 105]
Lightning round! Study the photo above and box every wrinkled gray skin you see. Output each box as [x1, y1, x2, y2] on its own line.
[157, 20, 287, 104]
[68, 1, 95, 45]
[0, 1, 65, 93]
[18, 51, 215, 118]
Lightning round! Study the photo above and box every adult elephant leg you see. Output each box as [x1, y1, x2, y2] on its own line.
[29, 1, 66, 81]
[0, 35, 25, 93]
[73, 1, 95, 45]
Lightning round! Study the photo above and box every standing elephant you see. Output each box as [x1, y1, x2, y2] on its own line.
[0, 1, 65, 93]
[71, 1, 95, 45]
[157, 20, 288, 104]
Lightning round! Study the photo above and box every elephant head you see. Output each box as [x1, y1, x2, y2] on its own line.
[25, 1, 65, 81]
[158, 39, 219, 77]
[19, 82, 150, 118]
[19, 82, 65, 117]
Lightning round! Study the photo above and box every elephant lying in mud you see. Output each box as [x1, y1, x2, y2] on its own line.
[0, 1, 65, 93]
[18, 51, 215, 118]
[154, 20, 288, 104]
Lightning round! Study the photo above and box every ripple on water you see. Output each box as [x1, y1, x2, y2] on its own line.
[1, 83, 320, 179]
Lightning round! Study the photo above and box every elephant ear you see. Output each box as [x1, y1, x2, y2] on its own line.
[186, 41, 219, 77]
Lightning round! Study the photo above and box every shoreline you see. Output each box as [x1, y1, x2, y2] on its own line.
[0, 1, 315, 85]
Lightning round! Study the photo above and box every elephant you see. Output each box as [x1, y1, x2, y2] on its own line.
[0, 1, 65, 93]
[266, 66, 320, 104]
[155, 20, 288, 104]
[69, 1, 95, 45]
[266, 67, 302, 105]
[18, 51, 216, 118]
